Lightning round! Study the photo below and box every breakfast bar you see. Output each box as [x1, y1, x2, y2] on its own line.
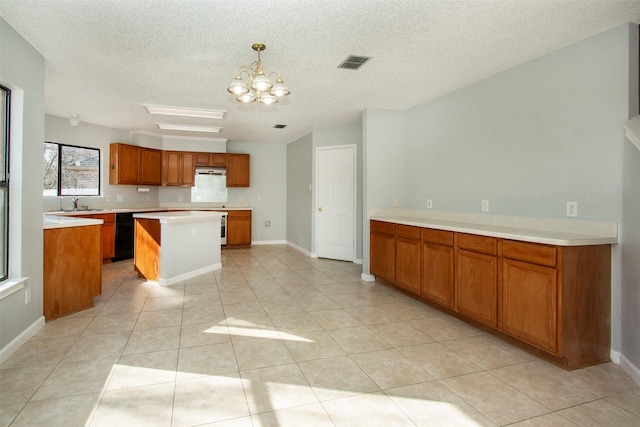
[133, 211, 226, 286]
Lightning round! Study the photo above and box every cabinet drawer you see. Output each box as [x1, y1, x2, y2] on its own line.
[457, 233, 497, 255]
[395, 224, 421, 239]
[370, 220, 395, 235]
[422, 228, 454, 246]
[227, 210, 251, 219]
[502, 240, 557, 267]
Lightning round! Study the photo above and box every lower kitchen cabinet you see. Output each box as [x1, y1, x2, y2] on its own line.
[227, 210, 252, 246]
[395, 225, 421, 294]
[502, 258, 558, 353]
[76, 213, 116, 262]
[44, 224, 102, 320]
[370, 220, 395, 282]
[421, 229, 454, 308]
[369, 220, 611, 369]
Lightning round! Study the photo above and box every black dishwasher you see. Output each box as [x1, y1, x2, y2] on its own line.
[113, 212, 134, 261]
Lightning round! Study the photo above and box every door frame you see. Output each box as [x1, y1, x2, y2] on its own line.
[314, 144, 357, 262]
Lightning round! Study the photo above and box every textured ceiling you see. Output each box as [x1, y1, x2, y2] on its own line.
[2, 0, 640, 144]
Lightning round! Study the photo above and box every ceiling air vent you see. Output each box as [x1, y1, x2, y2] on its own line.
[337, 55, 372, 70]
[273, 124, 287, 129]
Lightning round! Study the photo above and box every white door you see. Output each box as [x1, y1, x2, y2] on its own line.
[317, 146, 355, 261]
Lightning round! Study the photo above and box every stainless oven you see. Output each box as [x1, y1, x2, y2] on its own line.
[221, 214, 227, 246]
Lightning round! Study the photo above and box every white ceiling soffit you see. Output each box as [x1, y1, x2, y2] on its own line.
[1, 0, 640, 144]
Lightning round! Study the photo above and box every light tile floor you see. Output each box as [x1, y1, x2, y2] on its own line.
[1, 245, 639, 426]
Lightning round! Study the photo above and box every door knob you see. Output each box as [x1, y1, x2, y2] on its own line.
[318, 207, 323, 212]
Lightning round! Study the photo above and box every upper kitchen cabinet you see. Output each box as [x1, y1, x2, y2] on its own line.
[226, 153, 250, 187]
[162, 151, 195, 186]
[195, 152, 226, 167]
[140, 147, 162, 185]
[109, 143, 162, 185]
[109, 143, 140, 185]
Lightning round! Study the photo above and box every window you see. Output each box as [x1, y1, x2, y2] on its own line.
[0, 85, 10, 281]
[43, 142, 101, 196]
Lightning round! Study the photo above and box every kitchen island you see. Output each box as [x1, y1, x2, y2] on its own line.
[133, 211, 226, 286]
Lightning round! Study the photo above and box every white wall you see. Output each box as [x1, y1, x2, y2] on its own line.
[363, 23, 637, 371]
[0, 17, 46, 355]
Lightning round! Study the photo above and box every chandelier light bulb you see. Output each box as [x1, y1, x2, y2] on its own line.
[251, 73, 273, 92]
[259, 92, 278, 105]
[270, 78, 290, 97]
[227, 76, 248, 95]
[237, 89, 256, 103]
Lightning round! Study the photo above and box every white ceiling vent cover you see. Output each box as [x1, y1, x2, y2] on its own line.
[337, 55, 372, 70]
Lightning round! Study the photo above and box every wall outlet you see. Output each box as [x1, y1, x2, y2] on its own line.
[264, 220, 270, 228]
[192, 227, 197, 236]
[482, 200, 489, 212]
[25, 287, 31, 305]
[146, 195, 150, 201]
[117, 195, 123, 202]
[394, 198, 400, 207]
[179, 195, 183, 202]
[427, 198, 433, 209]
[105, 195, 110, 202]
[566, 201, 578, 217]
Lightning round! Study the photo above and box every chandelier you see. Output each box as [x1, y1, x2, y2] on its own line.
[227, 43, 291, 105]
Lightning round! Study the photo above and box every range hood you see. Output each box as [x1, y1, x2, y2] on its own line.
[623, 115, 640, 152]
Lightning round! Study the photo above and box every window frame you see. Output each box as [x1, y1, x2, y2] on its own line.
[0, 84, 10, 282]
[44, 141, 101, 197]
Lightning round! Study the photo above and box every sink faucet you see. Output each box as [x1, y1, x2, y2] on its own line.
[72, 198, 80, 211]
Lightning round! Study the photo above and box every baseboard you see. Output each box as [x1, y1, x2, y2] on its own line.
[611, 349, 621, 364]
[361, 273, 375, 282]
[354, 259, 363, 265]
[158, 263, 221, 286]
[286, 241, 313, 257]
[252, 240, 287, 246]
[0, 315, 45, 364]
[620, 353, 640, 386]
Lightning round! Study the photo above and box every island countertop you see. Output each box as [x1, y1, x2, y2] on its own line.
[133, 210, 227, 224]
[44, 214, 103, 230]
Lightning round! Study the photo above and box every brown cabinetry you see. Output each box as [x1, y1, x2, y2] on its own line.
[140, 148, 162, 185]
[456, 234, 498, 327]
[395, 225, 421, 294]
[109, 143, 140, 185]
[226, 210, 252, 246]
[162, 151, 195, 186]
[195, 152, 226, 167]
[76, 213, 115, 262]
[421, 229, 454, 308]
[370, 220, 395, 282]
[109, 143, 162, 185]
[44, 225, 102, 320]
[369, 220, 611, 369]
[226, 153, 250, 187]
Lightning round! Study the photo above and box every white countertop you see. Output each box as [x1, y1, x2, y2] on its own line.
[133, 211, 227, 224]
[44, 214, 103, 230]
[45, 207, 251, 216]
[370, 210, 618, 246]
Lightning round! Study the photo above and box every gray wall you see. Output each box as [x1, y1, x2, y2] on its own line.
[312, 125, 363, 260]
[363, 23, 637, 369]
[286, 133, 313, 253]
[0, 18, 46, 352]
[622, 24, 640, 375]
[227, 141, 287, 243]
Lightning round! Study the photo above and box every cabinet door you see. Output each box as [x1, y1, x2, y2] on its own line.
[211, 153, 226, 167]
[140, 148, 162, 185]
[226, 153, 250, 187]
[456, 249, 497, 327]
[180, 152, 195, 186]
[162, 151, 181, 186]
[195, 152, 212, 166]
[502, 259, 558, 353]
[370, 231, 395, 282]
[110, 143, 140, 184]
[422, 242, 454, 308]
[227, 210, 251, 245]
[101, 221, 115, 260]
[395, 226, 421, 294]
